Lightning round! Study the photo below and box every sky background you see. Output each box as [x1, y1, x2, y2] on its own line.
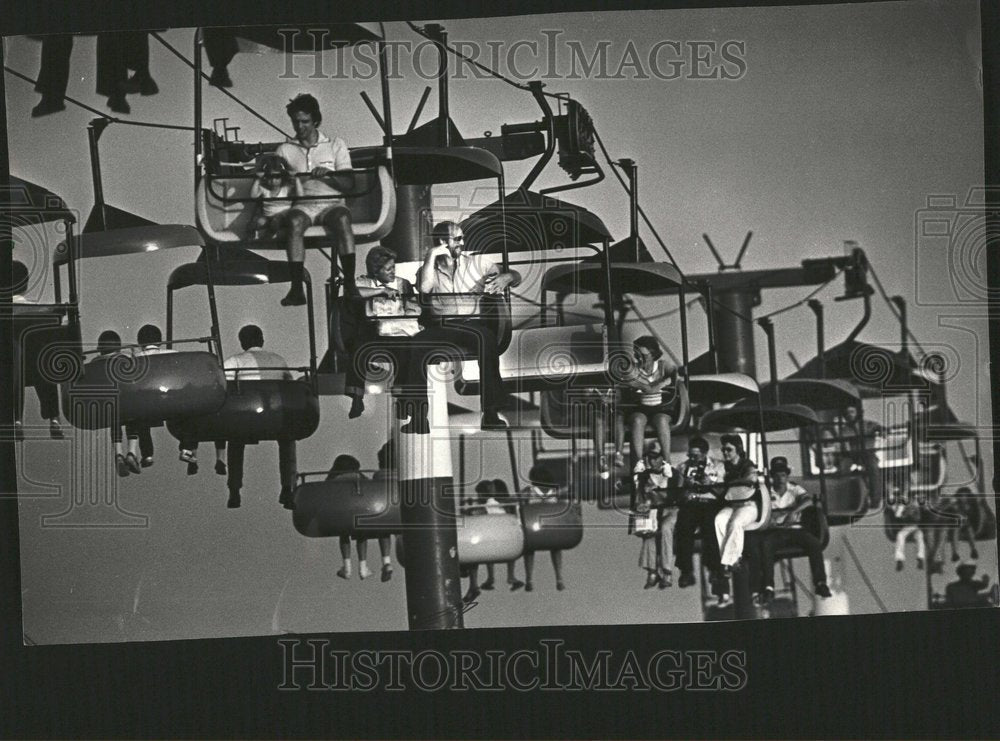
[3, 0, 994, 642]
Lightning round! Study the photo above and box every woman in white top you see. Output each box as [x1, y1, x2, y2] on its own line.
[344, 247, 420, 419]
[618, 336, 679, 476]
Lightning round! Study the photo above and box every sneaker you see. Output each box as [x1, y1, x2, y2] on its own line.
[644, 572, 658, 589]
[633, 460, 646, 474]
[815, 583, 832, 599]
[678, 571, 696, 588]
[124, 452, 142, 474]
[597, 456, 610, 480]
[179, 449, 197, 464]
[613, 451, 626, 469]
[227, 490, 241, 509]
[400, 414, 430, 435]
[115, 453, 130, 478]
[215, 460, 227, 476]
[463, 588, 481, 604]
[760, 587, 774, 605]
[895, 560, 904, 572]
[659, 569, 672, 589]
[359, 563, 372, 580]
[524, 582, 534, 592]
[381, 564, 393, 583]
[140, 456, 154, 468]
[480, 578, 495, 591]
[717, 594, 733, 608]
[336, 566, 350, 580]
[278, 486, 294, 510]
[509, 580, 525, 592]
[556, 581, 565, 591]
[49, 421, 64, 440]
[481, 411, 510, 431]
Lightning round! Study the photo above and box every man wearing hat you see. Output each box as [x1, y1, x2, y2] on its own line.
[944, 559, 992, 608]
[753, 456, 831, 603]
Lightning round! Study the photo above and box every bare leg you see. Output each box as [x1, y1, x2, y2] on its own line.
[614, 410, 626, 461]
[651, 413, 672, 466]
[629, 411, 648, 471]
[325, 208, 356, 292]
[281, 210, 309, 306]
[356, 538, 371, 579]
[337, 536, 352, 579]
[551, 550, 565, 589]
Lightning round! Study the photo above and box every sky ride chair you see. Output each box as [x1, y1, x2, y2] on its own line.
[3, 177, 81, 440]
[52, 225, 227, 433]
[163, 258, 321, 493]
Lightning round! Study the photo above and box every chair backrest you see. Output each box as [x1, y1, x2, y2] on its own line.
[196, 166, 395, 246]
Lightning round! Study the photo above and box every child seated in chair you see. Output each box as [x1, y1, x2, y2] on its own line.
[250, 155, 300, 240]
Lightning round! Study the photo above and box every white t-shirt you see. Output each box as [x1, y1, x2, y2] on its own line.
[224, 348, 292, 381]
[769, 482, 809, 527]
[276, 131, 352, 200]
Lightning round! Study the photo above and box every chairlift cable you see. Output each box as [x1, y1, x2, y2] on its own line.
[842, 534, 888, 613]
[866, 263, 928, 356]
[757, 267, 844, 321]
[591, 127, 683, 273]
[149, 32, 290, 139]
[405, 22, 532, 92]
[4, 65, 195, 131]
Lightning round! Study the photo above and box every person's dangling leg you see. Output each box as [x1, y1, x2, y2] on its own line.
[331, 209, 357, 295]
[123, 424, 142, 474]
[337, 536, 352, 579]
[96, 32, 129, 114]
[464, 565, 481, 603]
[523, 551, 535, 592]
[356, 538, 372, 579]
[915, 527, 926, 569]
[378, 536, 393, 582]
[506, 560, 524, 591]
[628, 411, 648, 473]
[281, 211, 309, 306]
[226, 442, 245, 508]
[33, 34, 72, 116]
[35, 380, 63, 438]
[551, 550, 565, 590]
[651, 412, 672, 470]
[278, 440, 296, 509]
[110, 425, 129, 477]
[214, 441, 227, 475]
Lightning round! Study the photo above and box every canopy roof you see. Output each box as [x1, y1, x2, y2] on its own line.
[203, 23, 381, 54]
[542, 260, 684, 296]
[700, 403, 820, 433]
[2, 177, 74, 228]
[461, 188, 612, 253]
[53, 225, 205, 266]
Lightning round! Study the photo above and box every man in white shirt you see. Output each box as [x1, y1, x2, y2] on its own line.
[398, 221, 521, 433]
[753, 456, 831, 603]
[276, 93, 356, 307]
